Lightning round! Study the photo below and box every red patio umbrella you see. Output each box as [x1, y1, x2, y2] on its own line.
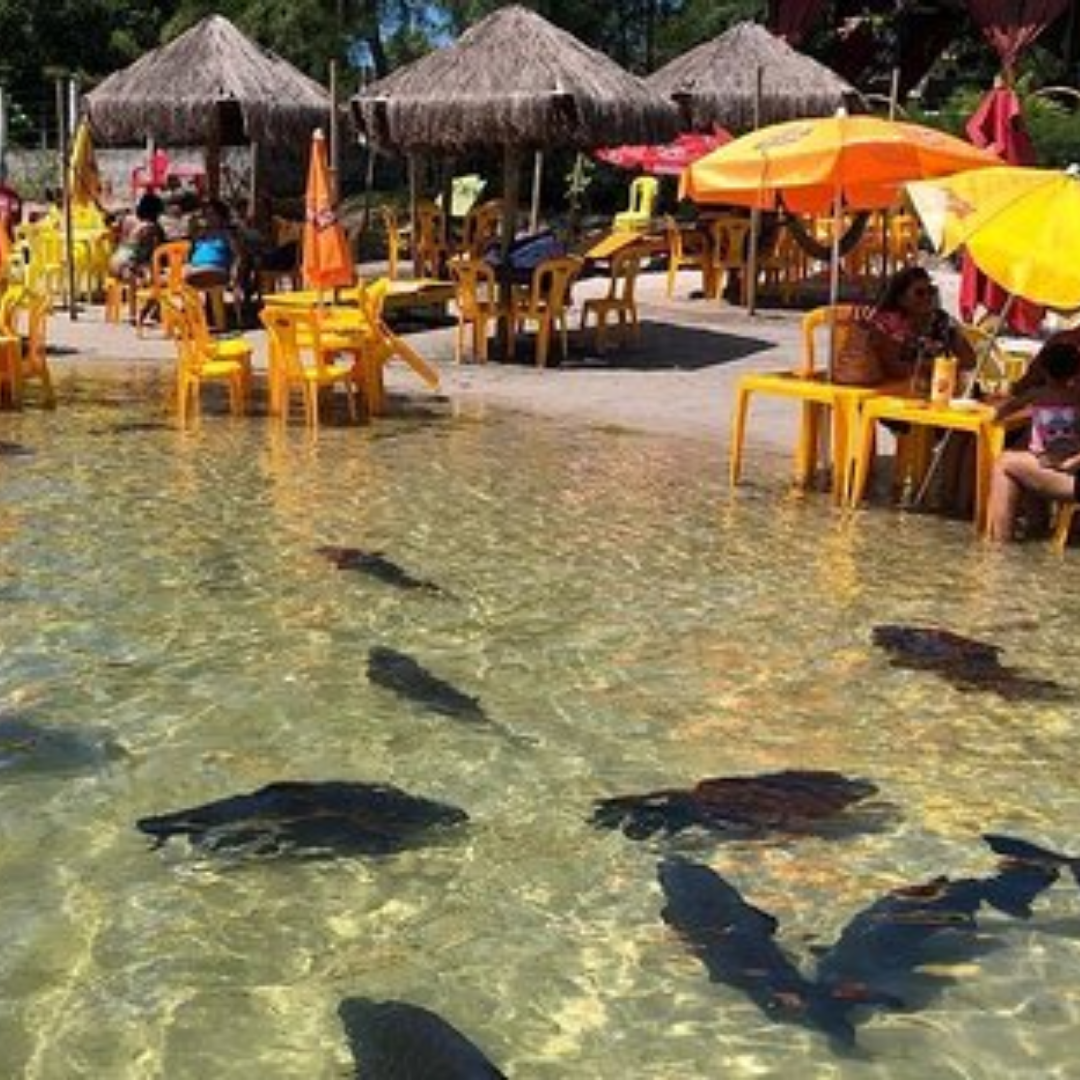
[595, 130, 732, 176]
[959, 83, 1043, 335]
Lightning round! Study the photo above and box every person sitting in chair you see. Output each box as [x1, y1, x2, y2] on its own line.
[183, 198, 240, 290]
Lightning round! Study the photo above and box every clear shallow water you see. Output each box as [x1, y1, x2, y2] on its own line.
[2, 382, 1080, 1079]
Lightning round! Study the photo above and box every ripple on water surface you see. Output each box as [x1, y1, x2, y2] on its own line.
[2, 397, 1080, 1078]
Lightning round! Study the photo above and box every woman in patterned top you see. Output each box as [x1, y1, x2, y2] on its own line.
[865, 265, 975, 388]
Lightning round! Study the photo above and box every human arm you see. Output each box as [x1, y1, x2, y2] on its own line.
[994, 385, 1037, 421]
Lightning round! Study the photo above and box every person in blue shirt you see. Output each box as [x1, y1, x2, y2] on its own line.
[183, 198, 240, 289]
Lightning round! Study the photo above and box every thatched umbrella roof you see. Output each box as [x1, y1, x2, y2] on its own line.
[85, 14, 330, 147]
[351, 5, 678, 152]
[647, 21, 862, 134]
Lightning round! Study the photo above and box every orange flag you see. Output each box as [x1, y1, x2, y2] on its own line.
[302, 128, 355, 290]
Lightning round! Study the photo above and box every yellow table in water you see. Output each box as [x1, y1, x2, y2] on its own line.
[848, 395, 1023, 531]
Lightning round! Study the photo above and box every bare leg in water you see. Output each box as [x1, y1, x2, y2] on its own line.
[986, 449, 1076, 542]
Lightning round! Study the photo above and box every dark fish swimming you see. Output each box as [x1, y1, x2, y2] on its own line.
[871, 625, 1066, 701]
[136, 780, 468, 859]
[338, 997, 507, 1079]
[658, 857, 879, 1048]
[979, 833, 1080, 912]
[0, 717, 123, 777]
[659, 835, 1078, 1051]
[0, 441, 33, 457]
[592, 769, 880, 840]
[317, 546, 442, 592]
[367, 646, 487, 723]
[815, 835, 1080, 1007]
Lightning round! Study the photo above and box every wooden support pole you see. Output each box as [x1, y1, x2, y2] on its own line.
[746, 65, 764, 315]
[498, 145, 521, 359]
[57, 77, 78, 320]
[529, 150, 544, 234]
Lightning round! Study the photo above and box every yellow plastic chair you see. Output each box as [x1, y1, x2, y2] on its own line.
[613, 177, 659, 233]
[414, 200, 448, 279]
[756, 227, 807, 305]
[0, 285, 55, 409]
[259, 305, 357, 429]
[580, 249, 642, 354]
[19, 223, 66, 305]
[0, 285, 26, 407]
[379, 206, 409, 280]
[0, 333, 18, 408]
[358, 277, 440, 398]
[448, 257, 497, 363]
[459, 199, 503, 260]
[136, 240, 191, 337]
[706, 216, 751, 303]
[18, 289, 55, 409]
[729, 304, 883, 503]
[437, 174, 487, 219]
[173, 286, 252, 426]
[512, 256, 582, 368]
[1051, 502, 1077, 553]
[664, 215, 711, 298]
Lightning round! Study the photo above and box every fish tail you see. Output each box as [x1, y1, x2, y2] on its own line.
[983, 833, 1080, 871]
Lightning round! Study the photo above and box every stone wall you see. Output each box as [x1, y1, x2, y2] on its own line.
[4, 141, 374, 210]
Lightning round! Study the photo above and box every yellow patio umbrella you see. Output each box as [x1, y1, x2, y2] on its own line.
[301, 128, 355, 292]
[68, 118, 102, 210]
[905, 165, 1080, 310]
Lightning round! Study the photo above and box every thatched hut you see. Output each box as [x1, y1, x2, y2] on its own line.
[85, 14, 331, 196]
[351, 5, 678, 153]
[647, 21, 862, 134]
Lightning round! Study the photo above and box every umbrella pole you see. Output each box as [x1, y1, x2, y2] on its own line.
[407, 152, 420, 278]
[746, 67, 764, 315]
[826, 186, 843, 377]
[56, 76, 78, 321]
[909, 292, 1018, 511]
[498, 145, 521, 361]
[529, 150, 544, 235]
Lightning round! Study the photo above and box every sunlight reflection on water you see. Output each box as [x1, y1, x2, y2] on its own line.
[2, 388, 1080, 1078]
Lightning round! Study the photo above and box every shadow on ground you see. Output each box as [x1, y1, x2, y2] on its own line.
[557, 320, 776, 372]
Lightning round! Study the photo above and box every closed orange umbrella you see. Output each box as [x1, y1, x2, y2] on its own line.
[302, 128, 355, 291]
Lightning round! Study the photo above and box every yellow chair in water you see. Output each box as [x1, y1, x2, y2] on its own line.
[259, 305, 358, 429]
[173, 286, 252, 426]
[1051, 502, 1077, 553]
[729, 305, 883, 503]
[613, 177, 659, 232]
[0, 285, 55, 409]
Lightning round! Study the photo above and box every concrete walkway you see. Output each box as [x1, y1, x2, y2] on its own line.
[44, 263, 960, 468]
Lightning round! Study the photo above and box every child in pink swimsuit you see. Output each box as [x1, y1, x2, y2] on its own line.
[987, 342, 1080, 541]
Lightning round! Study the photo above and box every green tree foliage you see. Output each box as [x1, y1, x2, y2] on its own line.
[0, 0, 175, 136]
[1, 0, 1074, 148]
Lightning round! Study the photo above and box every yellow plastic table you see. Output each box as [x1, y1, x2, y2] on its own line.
[848, 396, 1022, 531]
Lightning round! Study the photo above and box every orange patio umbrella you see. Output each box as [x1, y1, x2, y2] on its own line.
[682, 111, 1000, 374]
[681, 112, 1000, 213]
[302, 128, 355, 292]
